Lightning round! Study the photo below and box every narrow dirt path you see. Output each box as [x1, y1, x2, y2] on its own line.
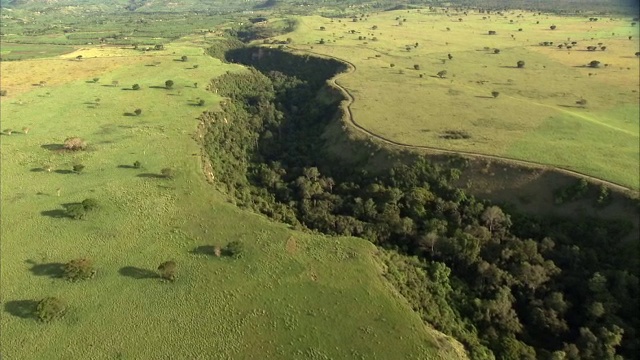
[288, 46, 637, 194]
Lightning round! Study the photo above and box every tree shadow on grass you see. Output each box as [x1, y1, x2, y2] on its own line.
[148, 86, 168, 89]
[475, 95, 495, 99]
[41, 144, 64, 151]
[191, 245, 215, 256]
[119, 266, 158, 279]
[123, 112, 136, 117]
[41, 209, 69, 219]
[31, 167, 45, 172]
[117, 164, 136, 169]
[137, 173, 165, 179]
[4, 300, 38, 319]
[54, 169, 73, 174]
[26, 260, 65, 278]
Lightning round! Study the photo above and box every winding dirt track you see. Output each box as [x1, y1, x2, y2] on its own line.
[288, 47, 637, 194]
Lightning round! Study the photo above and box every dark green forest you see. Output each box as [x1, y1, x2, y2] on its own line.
[200, 45, 639, 360]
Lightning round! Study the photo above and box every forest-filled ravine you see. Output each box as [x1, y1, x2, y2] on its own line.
[201, 45, 639, 360]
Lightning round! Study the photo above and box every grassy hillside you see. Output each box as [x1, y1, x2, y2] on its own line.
[0, 38, 465, 359]
[269, 10, 639, 189]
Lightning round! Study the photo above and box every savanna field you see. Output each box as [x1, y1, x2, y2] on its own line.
[1, 2, 639, 360]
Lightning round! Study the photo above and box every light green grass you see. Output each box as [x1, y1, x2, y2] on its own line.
[0, 43, 77, 60]
[273, 11, 640, 189]
[0, 39, 462, 359]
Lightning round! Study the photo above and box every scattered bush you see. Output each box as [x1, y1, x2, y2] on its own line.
[588, 60, 601, 68]
[93, 78, 99, 83]
[550, 25, 557, 30]
[413, 64, 420, 70]
[440, 130, 471, 139]
[82, 198, 99, 211]
[161, 168, 175, 179]
[158, 261, 177, 281]
[66, 204, 86, 219]
[198, 99, 205, 106]
[132, 84, 140, 90]
[165, 80, 174, 89]
[134, 108, 142, 116]
[554, 178, 589, 204]
[437, 70, 447, 78]
[595, 185, 611, 207]
[491, 91, 500, 98]
[516, 60, 525, 68]
[64, 258, 96, 281]
[72, 164, 85, 174]
[63, 137, 87, 151]
[36, 297, 66, 322]
[494, 49, 500, 54]
[4, 128, 13, 135]
[0, 89, 7, 96]
[133, 160, 142, 169]
[181, 55, 188, 62]
[225, 240, 245, 258]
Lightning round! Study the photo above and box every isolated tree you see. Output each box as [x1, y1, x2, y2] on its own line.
[198, 99, 205, 106]
[112, 80, 119, 87]
[413, 64, 420, 70]
[576, 98, 587, 107]
[76, 55, 83, 60]
[193, 82, 198, 88]
[36, 297, 66, 322]
[319, 38, 325, 44]
[319, 26, 326, 31]
[390, 63, 395, 68]
[22, 127, 30, 134]
[636, 52, 640, 57]
[133, 161, 142, 169]
[157, 261, 177, 281]
[600, 46, 606, 51]
[64, 258, 96, 281]
[588, 60, 601, 68]
[181, 55, 188, 62]
[132, 84, 140, 90]
[63, 137, 87, 151]
[0, 89, 7, 96]
[494, 48, 501, 54]
[72, 164, 85, 174]
[134, 108, 142, 116]
[488, 30, 497, 35]
[518, 28, 523, 31]
[516, 60, 525, 68]
[491, 91, 500, 98]
[448, 53, 453, 60]
[437, 70, 447, 78]
[372, 25, 378, 30]
[286, 37, 293, 44]
[225, 240, 245, 258]
[165, 80, 174, 89]
[4, 129, 13, 135]
[93, 77, 99, 83]
[43, 165, 52, 173]
[193, 64, 199, 69]
[161, 168, 174, 179]
[550, 25, 557, 30]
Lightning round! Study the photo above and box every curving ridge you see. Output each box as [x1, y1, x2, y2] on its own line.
[287, 46, 637, 195]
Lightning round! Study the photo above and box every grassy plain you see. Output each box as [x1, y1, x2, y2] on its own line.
[273, 10, 640, 189]
[0, 38, 463, 359]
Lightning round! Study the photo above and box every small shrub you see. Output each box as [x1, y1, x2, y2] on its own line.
[64, 258, 96, 281]
[158, 261, 177, 281]
[588, 60, 601, 68]
[132, 84, 140, 90]
[516, 60, 525, 68]
[161, 168, 174, 179]
[93, 78, 99, 83]
[413, 64, 420, 70]
[491, 91, 500, 98]
[198, 99, 205, 106]
[437, 70, 447, 78]
[134, 108, 142, 116]
[63, 137, 87, 151]
[133, 160, 142, 169]
[0, 89, 7, 96]
[165, 80, 174, 89]
[72, 164, 85, 174]
[181, 55, 188, 62]
[82, 198, 99, 211]
[225, 240, 245, 258]
[550, 25, 557, 30]
[112, 80, 119, 87]
[36, 297, 66, 322]
[66, 204, 86, 219]
[4, 128, 13, 135]
[390, 63, 395, 68]
[193, 64, 199, 69]
[494, 48, 500, 54]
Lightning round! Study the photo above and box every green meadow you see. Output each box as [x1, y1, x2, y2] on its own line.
[273, 10, 640, 189]
[0, 39, 462, 359]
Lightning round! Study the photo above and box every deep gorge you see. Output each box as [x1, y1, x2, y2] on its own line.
[200, 45, 639, 360]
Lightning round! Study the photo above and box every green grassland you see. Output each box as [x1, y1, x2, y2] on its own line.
[270, 10, 640, 189]
[0, 38, 463, 359]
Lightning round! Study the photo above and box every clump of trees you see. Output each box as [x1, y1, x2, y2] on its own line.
[225, 240, 245, 258]
[65, 198, 99, 219]
[36, 297, 66, 322]
[64, 258, 96, 281]
[158, 261, 177, 281]
[63, 137, 87, 151]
